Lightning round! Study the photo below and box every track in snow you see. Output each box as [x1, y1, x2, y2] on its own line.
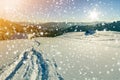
[1, 42, 63, 80]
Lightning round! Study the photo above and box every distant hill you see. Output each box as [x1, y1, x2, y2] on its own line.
[0, 19, 24, 40]
[0, 18, 120, 40]
[63, 21, 120, 33]
[96, 21, 120, 31]
[0, 19, 67, 40]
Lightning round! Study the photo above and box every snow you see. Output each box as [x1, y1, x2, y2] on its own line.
[0, 31, 120, 80]
[0, 42, 63, 80]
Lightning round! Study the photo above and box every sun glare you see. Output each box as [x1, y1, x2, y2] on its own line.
[88, 9, 100, 21]
[2, 0, 21, 10]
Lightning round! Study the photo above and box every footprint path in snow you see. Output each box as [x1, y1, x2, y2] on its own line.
[1, 40, 64, 80]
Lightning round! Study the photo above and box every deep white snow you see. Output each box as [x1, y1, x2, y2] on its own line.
[0, 31, 120, 80]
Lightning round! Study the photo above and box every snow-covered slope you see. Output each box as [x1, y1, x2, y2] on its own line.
[0, 48, 63, 80]
[0, 31, 120, 80]
[0, 40, 63, 80]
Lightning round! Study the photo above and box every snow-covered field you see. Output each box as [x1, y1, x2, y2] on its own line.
[0, 31, 120, 80]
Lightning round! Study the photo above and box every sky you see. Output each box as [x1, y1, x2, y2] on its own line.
[0, 0, 120, 22]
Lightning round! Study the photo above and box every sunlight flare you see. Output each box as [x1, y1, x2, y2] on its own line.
[88, 9, 100, 21]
